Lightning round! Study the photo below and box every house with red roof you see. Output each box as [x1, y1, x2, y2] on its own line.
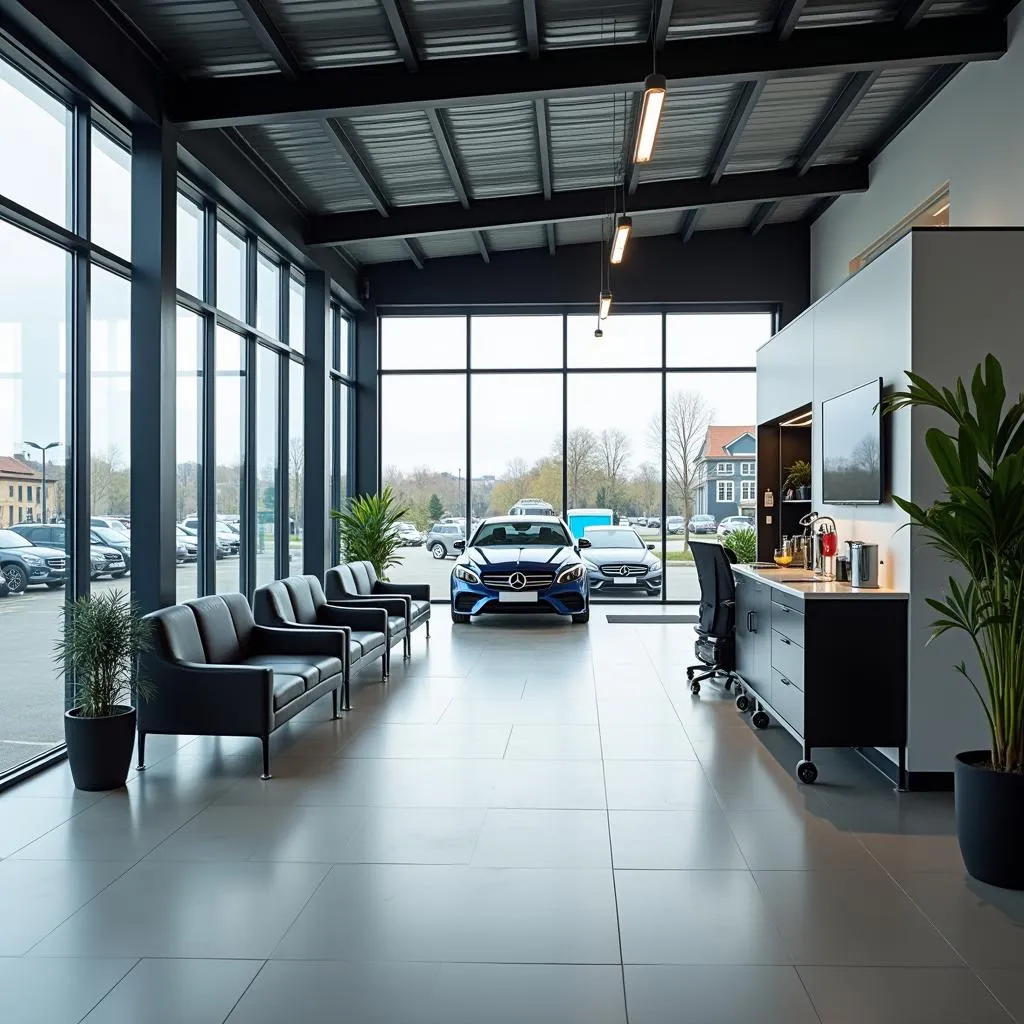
[695, 426, 757, 522]
[0, 455, 54, 529]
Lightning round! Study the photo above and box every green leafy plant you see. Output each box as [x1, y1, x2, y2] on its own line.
[331, 486, 411, 580]
[723, 527, 757, 564]
[428, 493, 444, 521]
[54, 590, 153, 718]
[783, 459, 811, 493]
[883, 355, 1024, 772]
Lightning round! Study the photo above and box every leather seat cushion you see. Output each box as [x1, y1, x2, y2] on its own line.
[350, 629, 385, 655]
[387, 615, 408, 638]
[272, 673, 306, 710]
[409, 600, 431, 624]
[243, 655, 342, 690]
[349, 639, 363, 664]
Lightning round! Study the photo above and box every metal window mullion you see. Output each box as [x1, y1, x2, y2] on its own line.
[464, 316, 471, 528]
[277, 353, 289, 579]
[660, 314, 668, 605]
[561, 314, 568, 518]
[200, 203, 218, 595]
[242, 235, 258, 598]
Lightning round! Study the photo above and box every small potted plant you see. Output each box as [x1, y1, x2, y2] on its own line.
[884, 355, 1024, 888]
[783, 459, 811, 500]
[55, 589, 153, 791]
[331, 485, 410, 580]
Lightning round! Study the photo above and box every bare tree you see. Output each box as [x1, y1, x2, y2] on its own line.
[289, 438, 304, 533]
[596, 428, 631, 508]
[655, 391, 712, 547]
[635, 461, 660, 517]
[555, 427, 598, 508]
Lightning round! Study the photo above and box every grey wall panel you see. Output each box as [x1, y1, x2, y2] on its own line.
[757, 310, 813, 424]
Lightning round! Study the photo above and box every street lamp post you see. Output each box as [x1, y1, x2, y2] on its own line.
[24, 441, 59, 524]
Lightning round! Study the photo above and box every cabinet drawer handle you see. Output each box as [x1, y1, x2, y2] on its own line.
[747, 611, 757, 632]
[780, 676, 792, 687]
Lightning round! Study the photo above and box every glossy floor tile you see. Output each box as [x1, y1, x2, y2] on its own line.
[2, 613, 1023, 1022]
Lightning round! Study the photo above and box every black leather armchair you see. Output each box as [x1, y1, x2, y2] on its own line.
[140, 593, 346, 779]
[325, 560, 431, 655]
[253, 576, 389, 696]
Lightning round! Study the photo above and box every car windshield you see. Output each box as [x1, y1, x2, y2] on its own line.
[94, 527, 123, 543]
[584, 530, 644, 549]
[473, 521, 570, 547]
[0, 529, 31, 549]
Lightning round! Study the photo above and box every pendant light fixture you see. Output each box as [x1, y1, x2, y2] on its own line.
[610, 215, 632, 265]
[598, 290, 613, 319]
[634, 73, 667, 163]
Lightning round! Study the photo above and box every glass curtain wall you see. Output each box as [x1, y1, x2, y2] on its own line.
[328, 307, 353, 566]
[379, 311, 770, 602]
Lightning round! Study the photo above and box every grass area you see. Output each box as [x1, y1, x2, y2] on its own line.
[665, 549, 695, 562]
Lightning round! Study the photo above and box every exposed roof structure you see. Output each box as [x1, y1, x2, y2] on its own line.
[95, 0, 1009, 269]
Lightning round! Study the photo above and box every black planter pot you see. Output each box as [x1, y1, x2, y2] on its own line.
[797, 485, 811, 500]
[955, 750, 1024, 889]
[64, 705, 136, 791]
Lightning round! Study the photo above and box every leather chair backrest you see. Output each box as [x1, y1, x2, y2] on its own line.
[349, 561, 373, 595]
[360, 561, 380, 589]
[690, 541, 737, 638]
[254, 580, 296, 626]
[189, 594, 255, 664]
[326, 563, 357, 599]
[149, 604, 206, 665]
[283, 576, 318, 624]
[303, 575, 329, 612]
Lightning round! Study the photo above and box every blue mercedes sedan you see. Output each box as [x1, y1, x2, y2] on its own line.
[450, 515, 591, 624]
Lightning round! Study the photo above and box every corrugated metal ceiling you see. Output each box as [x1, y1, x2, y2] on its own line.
[548, 93, 630, 193]
[667, 0, 774, 39]
[403, 0, 525, 59]
[538, 0, 651, 49]
[446, 101, 541, 199]
[695, 202, 760, 231]
[270, 0, 401, 68]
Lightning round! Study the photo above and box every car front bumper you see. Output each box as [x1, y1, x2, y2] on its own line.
[586, 571, 662, 594]
[451, 576, 588, 616]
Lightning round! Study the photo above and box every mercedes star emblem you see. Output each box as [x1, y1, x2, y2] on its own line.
[509, 572, 527, 590]
[619, 565, 630, 577]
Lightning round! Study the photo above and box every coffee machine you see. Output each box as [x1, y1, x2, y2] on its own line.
[846, 540, 880, 589]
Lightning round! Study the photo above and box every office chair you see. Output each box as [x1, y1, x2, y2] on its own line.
[686, 541, 739, 696]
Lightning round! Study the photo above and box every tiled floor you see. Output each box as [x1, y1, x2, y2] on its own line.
[2, 609, 1024, 1023]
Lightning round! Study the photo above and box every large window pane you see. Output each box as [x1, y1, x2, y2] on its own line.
[666, 313, 773, 368]
[380, 316, 465, 370]
[470, 315, 562, 369]
[665, 371, 757, 600]
[216, 223, 246, 321]
[337, 314, 350, 375]
[255, 345, 278, 586]
[472, 374, 562, 519]
[381, 373, 465, 589]
[90, 129, 131, 258]
[0, 59, 70, 227]
[567, 313, 661, 368]
[568, 373, 662, 601]
[176, 309, 202, 601]
[90, 268, 131, 581]
[215, 327, 244, 593]
[288, 361, 304, 573]
[256, 252, 279, 338]
[289, 275, 304, 353]
[177, 193, 203, 299]
[0, 222, 68, 774]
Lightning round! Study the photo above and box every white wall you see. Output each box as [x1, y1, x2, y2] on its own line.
[811, 6, 1024, 299]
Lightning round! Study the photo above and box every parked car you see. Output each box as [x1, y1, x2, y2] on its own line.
[0, 528, 67, 590]
[666, 516, 686, 534]
[179, 517, 240, 555]
[394, 521, 423, 546]
[176, 527, 198, 562]
[580, 525, 662, 597]
[0, 548, 31, 594]
[717, 515, 755, 537]
[426, 522, 465, 559]
[633, 517, 648, 528]
[451, 516, 590, 624]
[12, 523, 129, 579]
[90, 516, 130, 535]
[647, 517, 662, 531]
[687, 514, 717, 535]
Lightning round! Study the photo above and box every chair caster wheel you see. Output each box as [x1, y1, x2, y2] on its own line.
[686, 667, 695, 680]
[797, 760, 818, 784]
[690, 681, 701, 695]
[735, 694, 749, 712]
[751, 710, 770, 730]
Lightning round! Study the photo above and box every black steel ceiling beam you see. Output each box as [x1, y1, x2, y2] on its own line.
[708, 79, 766, 183]
[524, 0, 540, 59]
[402, 238, 425, 268]
[474, 231, 491, 262]
[774, 0, 808, 41]
[426, 109, 470, 209]
[749, 201, 778, 235]
[896, 0, 937, 30]
[307, 163, 867, 245]
[654, 0, 675, 48]
[321, 120, 389, 214]
[546, 223, 556, 254]
[535, 99, 553, 199]
[679, 207, 700, 242]
[233, 0, 302, 78]
[794, 69, 880, 174]
[806, 195, 839, 223]
[379, 0, 418, 71]
[169, 14, 1005, 129]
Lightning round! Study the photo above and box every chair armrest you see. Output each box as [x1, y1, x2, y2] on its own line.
[251, 625, 349, 660]
[139, 659, 272, 736]
[319, 603, 389, 634]
[326, 594, 409, 618]
[374, 581, 430, 603]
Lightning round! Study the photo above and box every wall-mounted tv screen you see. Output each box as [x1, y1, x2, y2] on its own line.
[821, 378, 884, 505]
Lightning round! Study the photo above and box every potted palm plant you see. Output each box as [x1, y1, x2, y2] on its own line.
[55, 589, 153, 791]
[783, 459, 812, 500]
[331, 485, 410, 580]
[884, 355, 1024, 888]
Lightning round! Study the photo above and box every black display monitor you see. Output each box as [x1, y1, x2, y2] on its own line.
[821, 378, 884, 505]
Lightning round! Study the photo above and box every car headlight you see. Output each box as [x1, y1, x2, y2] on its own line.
[583, 558, 600, 572]
[22, 553, 43, 565]
[556, 563, 585, 584]
[453, 564, 481, 584]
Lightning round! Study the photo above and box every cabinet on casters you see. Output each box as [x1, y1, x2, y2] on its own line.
[730, 565, 908, 788]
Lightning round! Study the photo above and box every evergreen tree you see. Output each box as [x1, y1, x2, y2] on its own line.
[428, 493, 444, 521]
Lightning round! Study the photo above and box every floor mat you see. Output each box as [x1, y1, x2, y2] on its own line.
[605, 614, 698, 624]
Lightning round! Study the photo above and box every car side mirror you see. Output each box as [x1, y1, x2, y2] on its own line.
[578, 537, 591, 549]
[647, 543, 655, 550]
[453, 540, 465, 551]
